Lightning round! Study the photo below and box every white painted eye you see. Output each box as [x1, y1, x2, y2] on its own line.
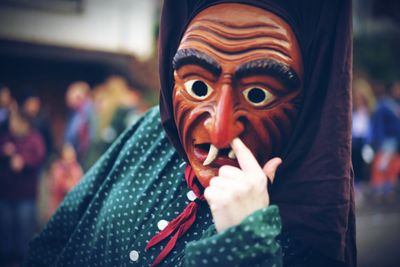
[242, 87, 275, 107]
[184, 80, 213, 100]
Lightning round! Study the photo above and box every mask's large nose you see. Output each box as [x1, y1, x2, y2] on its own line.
[204, 84, 244, 148]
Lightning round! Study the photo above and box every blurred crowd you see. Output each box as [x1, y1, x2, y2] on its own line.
[0, 76, 147, 265]
[352, 77, 400, 204]
[0, 73, 399, 265]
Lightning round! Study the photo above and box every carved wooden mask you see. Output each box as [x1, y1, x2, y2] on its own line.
[172, 3, 304, 187]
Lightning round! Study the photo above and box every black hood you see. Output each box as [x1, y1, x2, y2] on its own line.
[158, 0, 355, 265]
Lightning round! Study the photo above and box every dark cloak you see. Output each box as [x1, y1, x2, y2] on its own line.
[158, 0, 356, 266]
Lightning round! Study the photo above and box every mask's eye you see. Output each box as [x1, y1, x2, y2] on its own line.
[243, 87, 275, 107]
[184, 80, 213, 100]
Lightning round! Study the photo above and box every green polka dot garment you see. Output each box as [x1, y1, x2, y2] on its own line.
[25, 106, 282, 267]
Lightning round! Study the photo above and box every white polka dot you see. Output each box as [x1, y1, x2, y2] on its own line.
[129, 250, 139, 262]
[186, 190, 197, 201]
[157, 220, 169, 231]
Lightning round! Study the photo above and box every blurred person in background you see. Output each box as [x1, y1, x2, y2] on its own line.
[87, 76, 145, 167]
[0, 107, 45, 265]
[21, 92, 54, 163]
[370, 81, 400, 201]
[47, 143, 83, 219]
[20, 92, 55, 229]
[105, 76, 146, 137]
[0, 84, 17, 134]
[64, 81, 96, 171]
[352, 78, 376, 183]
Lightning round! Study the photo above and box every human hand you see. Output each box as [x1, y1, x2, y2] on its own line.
[204, 138, 282, 233]
[11, 154, 24, 172]
[3, 142, 16, 156]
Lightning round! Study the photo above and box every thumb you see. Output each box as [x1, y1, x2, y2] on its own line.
[262, 157, 282, 184]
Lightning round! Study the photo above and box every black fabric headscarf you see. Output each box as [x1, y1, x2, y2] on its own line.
[158, 0, 356, 266]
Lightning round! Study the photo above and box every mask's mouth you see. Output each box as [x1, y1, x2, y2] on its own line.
[193, 143, 236, 166]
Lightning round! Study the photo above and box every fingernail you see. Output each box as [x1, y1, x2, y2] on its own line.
[231, 137, 241, 146]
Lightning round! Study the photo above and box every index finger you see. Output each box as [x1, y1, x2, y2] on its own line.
[230, 138, 263, 174]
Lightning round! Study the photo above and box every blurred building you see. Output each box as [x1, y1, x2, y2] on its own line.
[0, 0, 161, 145]
[353, 0, 400, 83]
[354, 0, 400, 36]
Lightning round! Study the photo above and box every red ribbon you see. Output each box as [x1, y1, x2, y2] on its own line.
[146, 165, 205, 267]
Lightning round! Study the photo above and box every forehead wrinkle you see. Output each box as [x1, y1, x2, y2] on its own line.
[195, 17, 280, 30]
[183, 33, 291, 59]
[183, 20, 292, 60]
[186, 24, 290, 47]
[184, 28, 291, 53]
[185, 21, 290, 45]
[180, 36, 291, 62]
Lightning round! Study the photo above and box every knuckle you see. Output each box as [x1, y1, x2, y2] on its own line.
[218, 166, 228, 176]
[204, 187, 212, 200]
[247, 177, 258, 188]
[254, 173, 266, 185]
[257, 176, 267, 187]
[209, 177, 217, 187]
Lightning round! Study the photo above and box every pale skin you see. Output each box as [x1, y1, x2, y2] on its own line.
[11, 154, 24, 172]
[2, 142, 24, 172]
[204, 137, 282, 233]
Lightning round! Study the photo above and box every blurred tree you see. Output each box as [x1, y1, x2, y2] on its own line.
[372, 0, 400, 25]
[354, 35, 400, 83]
[353, 0, 400, 83]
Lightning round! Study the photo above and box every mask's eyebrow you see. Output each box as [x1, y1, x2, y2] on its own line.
[235, 58, 301, 90]
[172, 48, 222, 77]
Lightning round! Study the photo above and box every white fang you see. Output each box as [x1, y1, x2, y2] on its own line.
[203, 144, 219, 166]
[228, 149, 236, 159]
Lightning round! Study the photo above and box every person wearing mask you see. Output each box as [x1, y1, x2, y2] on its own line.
[26, 1, 355, 266]
[64, 81, 96, 170]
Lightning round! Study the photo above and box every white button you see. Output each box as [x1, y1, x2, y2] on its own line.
[129, 250, 139, 262]
[186, 190, 197, 201]
[157, 219, 169, 231]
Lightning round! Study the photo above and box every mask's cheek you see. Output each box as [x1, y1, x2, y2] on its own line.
[242, 104, 297, 164]
[173, 86, 192, 142]
[239, 117, 274, 165]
